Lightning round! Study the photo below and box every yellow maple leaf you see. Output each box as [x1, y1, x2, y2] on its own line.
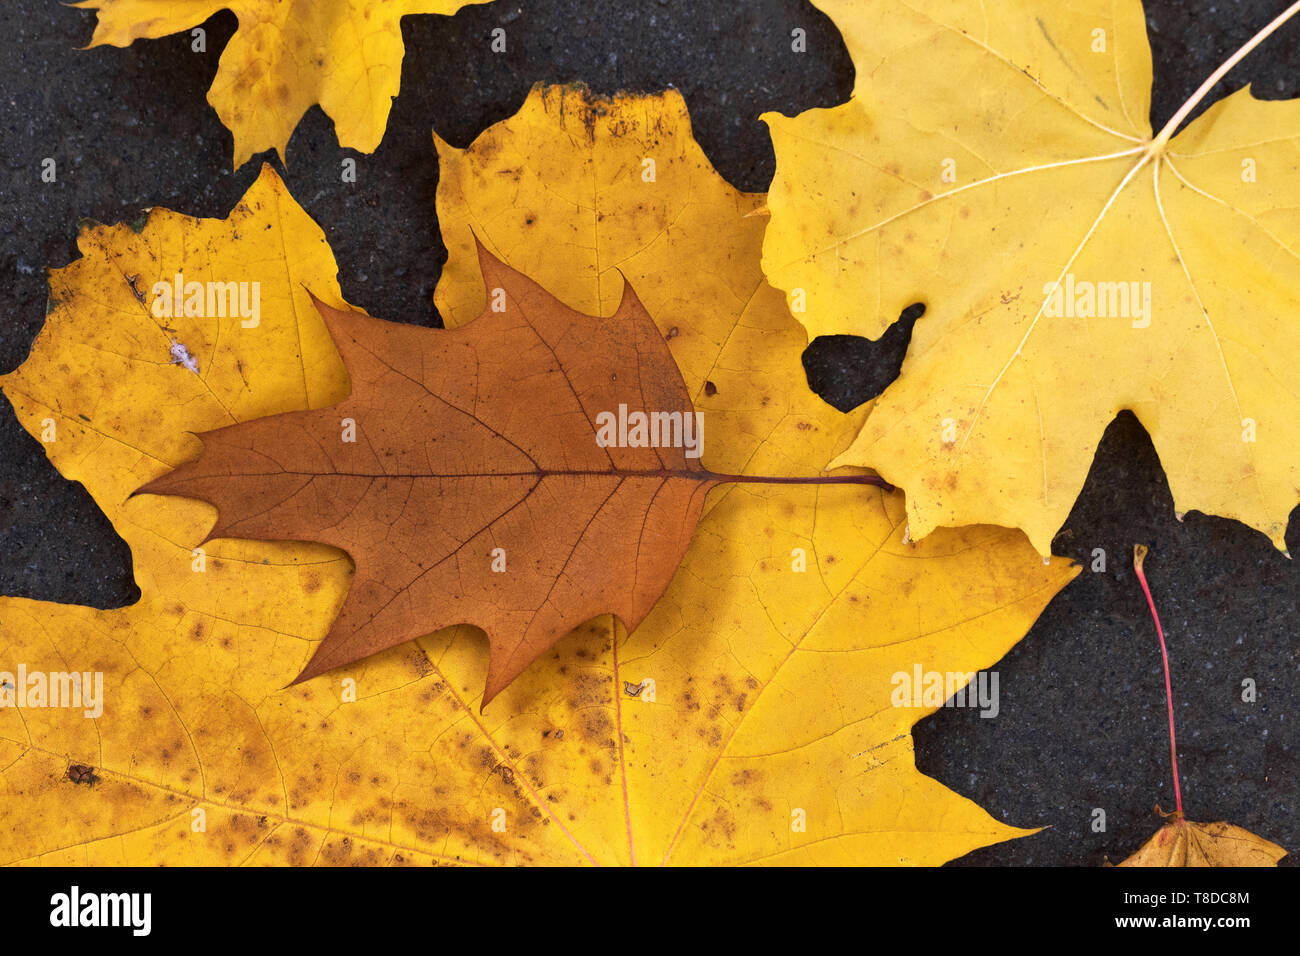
[437, 86, 1080, 864]
[762, 0, 1300, 556]
[0, 139, 1074, 866]
[73, 0, 492, 167]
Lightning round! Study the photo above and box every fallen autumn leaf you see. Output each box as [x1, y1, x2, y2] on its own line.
[763, 0, 1300, 556]
[73, 0, 494, 166]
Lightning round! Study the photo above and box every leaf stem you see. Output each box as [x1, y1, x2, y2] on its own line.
[1133, 544, 1183, 817]
[709, 472, 892, 489]
[1152, 0, 1300, 150]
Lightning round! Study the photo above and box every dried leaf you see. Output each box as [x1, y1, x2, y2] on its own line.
[1119, 812, 1287, 867]
[138, 242, 719, 704]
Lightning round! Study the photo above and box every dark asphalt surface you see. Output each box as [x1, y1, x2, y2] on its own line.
[1, 0, 1297, 866]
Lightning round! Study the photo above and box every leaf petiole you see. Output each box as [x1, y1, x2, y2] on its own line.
[1133, 544, 1183, 817]
[1151, 0, 1300, 151]
[708, 471, 892, 489]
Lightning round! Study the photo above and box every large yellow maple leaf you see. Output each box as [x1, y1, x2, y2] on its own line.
[0, 133, 1074, 866]
[763, 0, 1300, 556]
[74, 0, 492, 166]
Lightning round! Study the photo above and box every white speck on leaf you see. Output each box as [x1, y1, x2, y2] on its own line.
[169, 338, 199, 374]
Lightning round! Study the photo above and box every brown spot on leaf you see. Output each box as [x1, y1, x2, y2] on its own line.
[67, 764, 99, 786]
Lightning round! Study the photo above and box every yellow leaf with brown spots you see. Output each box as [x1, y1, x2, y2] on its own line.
[1, 166, 580, 864]
[433, 85, 1076, 864]
[762, 0, 1300, 556]
[73, 0, 493, 167]
[0, 98, 1075, 866]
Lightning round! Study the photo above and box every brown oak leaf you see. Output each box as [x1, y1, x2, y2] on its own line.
[138, 243, 727, 704]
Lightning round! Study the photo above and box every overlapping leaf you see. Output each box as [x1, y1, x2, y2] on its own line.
[763, 0, 1300, 555]
[139, 244, 719, 704]
[436, 86, 1078, 863]
[0, 95, 1075, 865]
